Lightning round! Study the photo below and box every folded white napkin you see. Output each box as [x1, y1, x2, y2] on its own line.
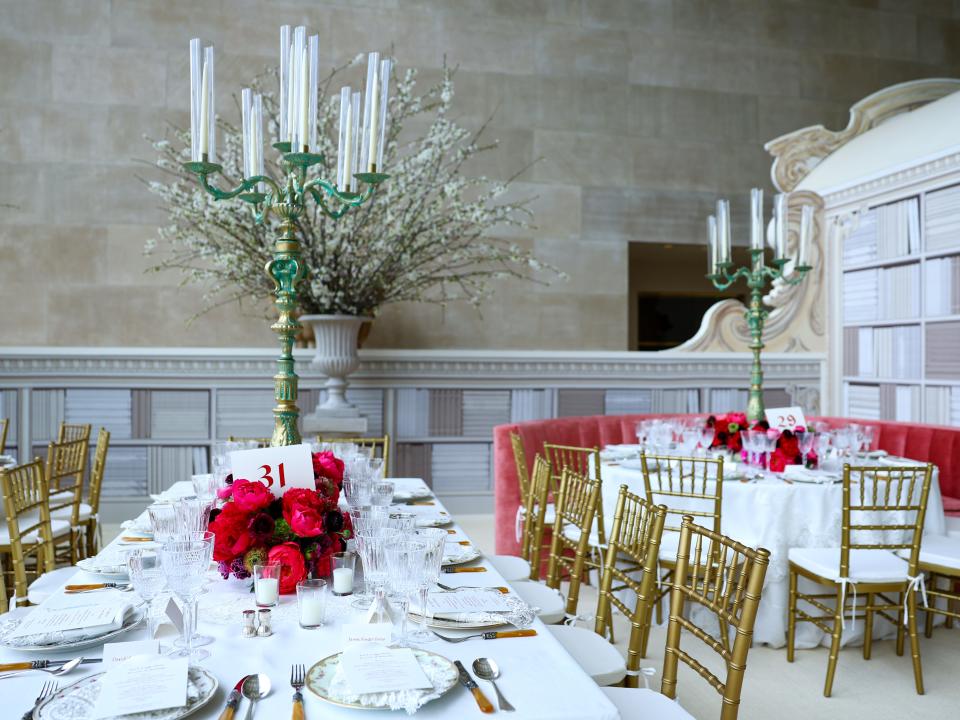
[1, 603, 137, 647]
[783, 465, 838, 483]
[328, 651, 454, 715]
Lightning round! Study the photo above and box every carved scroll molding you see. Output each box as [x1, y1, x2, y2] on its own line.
[678, 79, 960, 355]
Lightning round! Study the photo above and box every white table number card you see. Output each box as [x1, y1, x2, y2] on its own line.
[342, 645, 433, 695]
[229, 443, 315, 497]
[764, 406, 807, 432]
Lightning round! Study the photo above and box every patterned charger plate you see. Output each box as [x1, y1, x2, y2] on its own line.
[35, 667, 218, 720]
[0, 609, 144, 652]
[306, 648, 458, 710]
[406, 609, 506, 630]
[76, 557, 130, 579]
[415, 512, 452, 528]
[441, 547, 481, 565]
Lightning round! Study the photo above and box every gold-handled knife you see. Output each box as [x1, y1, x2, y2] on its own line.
[442, 566, 486, 574]
[63, 583, 132, 592]
[0, 658, 101, 672]
[217, 675, 249, 720]
[454, 660, 494, 713]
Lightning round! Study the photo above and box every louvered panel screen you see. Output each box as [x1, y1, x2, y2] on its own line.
[509, 389, 552, 422]
[395, 389, 429, 439]
[0, 389, 17, 444]
[707, 389, 747, 414]
[31, 389, 65, 442]
[103, 446, 148, 498]
[65, 389, 132, 439]
[429, 390, 463, 436]
[148, 446, 201, 494]
[845, 384, 881, 420]
[604, 389, 653, 415]
[557, 389, 604, 418]
[347, 389, 384, 436]
[431, 443, 491, 493]
[216, 389, 275, 439]
[150, 391, 209, 439]
[925, 183, 960, 252]
[462, 391, 510, 438]
[394, 443, 432, 486]
[926, 321, 960, 380]
[762, 389, 791, 409]
[656, 389, 699, 413]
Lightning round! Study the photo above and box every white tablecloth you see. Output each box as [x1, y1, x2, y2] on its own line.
[598, 458, 946, 649]
[0, 479, 618, 720]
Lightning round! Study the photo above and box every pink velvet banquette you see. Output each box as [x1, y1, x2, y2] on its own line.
[492, 414, 960, 556]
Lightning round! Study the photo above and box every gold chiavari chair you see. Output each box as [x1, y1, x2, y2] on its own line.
[900, 534, 960, 637]
[57, 422, 91, 445]
[641, 452, 725, 626]
[315, 434, 390, 471]
[0, 418, 8, 455]
[786, 463, 934, 697]
[0, 459, 57, 611]
[226, 436, 272, 448]
[548, 484, 667, 687]
[521, 454, 553, 580]
[544, 442, 607, 573]
[546, 468, 602, 625]
[46, 438, 87, 565]
[510, 432, 533, 559]
[52, 429, 109, 558]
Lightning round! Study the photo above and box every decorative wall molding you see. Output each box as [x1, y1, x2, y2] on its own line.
[0, 347, 824, 389]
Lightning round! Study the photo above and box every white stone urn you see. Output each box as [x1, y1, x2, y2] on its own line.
[299, 314, 371, 419]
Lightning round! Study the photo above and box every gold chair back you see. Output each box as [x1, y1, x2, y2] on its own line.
[0, 418, 7, 455]
[88, 428, 110, 513]
[641, 453, 724, 537]
[316, 435, 390, 472]
[46, 437, 87, 561]
[839, 463, 933, 578]
[662, 515, 770, 720]
[0, 459, 56, 610]
[521, 454, 552, 577]
[546, 467, 602, 620]
[543, 443, 605, 544]
[595, 485, 667, 674]
[510, 432, 530, 508]
[57, 422, 91, 444]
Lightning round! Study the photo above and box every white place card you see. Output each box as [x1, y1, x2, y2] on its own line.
[341, 645, 432, 695]
[341, 622, 393, 646]
[92, 654, 189, 718]
[8, 604, 128, 639]
[229, 443, 314, 497]
[102, 640, 160, 670]
[421, 589, 512, 615]
[765, 406, 807, 432]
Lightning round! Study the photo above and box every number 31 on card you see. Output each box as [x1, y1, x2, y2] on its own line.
[228, 444, 314, 497]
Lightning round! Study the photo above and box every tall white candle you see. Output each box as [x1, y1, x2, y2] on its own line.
[367, 68, 379, 171]
[750, 188, 763, 250]
[255, 577, 279, 606]
[199, 60, 210, 157]
[333, 567, 354, 594]
[287, 51, 296, 143]
[300, 596, 325, 626]
[342, 101, 353, 189]
[299, 47, 309, 150]
[774, 193, 788, 260]
[707, 215, 718, 274]
[716, 199, 730, 264]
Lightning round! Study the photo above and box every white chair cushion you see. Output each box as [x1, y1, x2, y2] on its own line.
[659, 530, 681, 562]
[600, 687, 693, 719]
[547, 625, 626, 686]
[788, 547, 909, 583]
[0, 517, 71, 544]
[898, 534, 960, 571]
[511, 580, 566, 624]
[51, 502, 93, 522]
[27, 566, 77, 605]
[520, 503, 556, 525]
[49, 490, 75, 504]
[561, 525, 605, 549]
[488, 554, 531, 582]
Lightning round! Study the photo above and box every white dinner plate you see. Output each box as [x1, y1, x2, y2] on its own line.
[415, 512, 452, 528]
[442, 546, 482, 565]
[76, 557, 130, 579]
[35, 666, 218, 720]
[406, 610, 508, 630]
[0, 608, 144, 652]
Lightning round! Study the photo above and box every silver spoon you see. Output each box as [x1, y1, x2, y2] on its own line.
[472, 658, 514, 712]
[241, 673, 271, 720]
[0, 656, 84, 680]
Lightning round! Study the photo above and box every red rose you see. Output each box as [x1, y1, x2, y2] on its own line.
[313, 451, 344, 488]
[282, 488, 329, 538]
[209, 502, 253, 562]
[777, 431, 801, 463]
[769, 448, 789, 473]
[231, 480, 274, 513]
[267, 542, 307, 594]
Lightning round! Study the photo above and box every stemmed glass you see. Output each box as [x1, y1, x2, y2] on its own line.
[368, 457, 385, 480]
[191, 473, 220, 508]
[385, 539, 428, 646]
[741, 430, 758, 467]
[347, 507, 389, 608]
[370, 480, 395, 507]
[410, 528, 447, 643]
[148, 503, 178, 543]
[354, 527, 400, 618]
[160, 531, 214, 662]
[174, 498, 211, 535]
[343, 470, 373, 508]
[127, 549, 168, 643]
[814, 432, 835, 472]
[797, 431, 816, 467]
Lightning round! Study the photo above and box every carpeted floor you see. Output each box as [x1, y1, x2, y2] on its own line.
[457, 514, 960, 720]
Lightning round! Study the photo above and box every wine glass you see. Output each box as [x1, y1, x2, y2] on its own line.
[410, 528, 447, 643]
[160, 531, 214, 662]
[127, 549, 167, 642]
[148, 503, 178, 543]
[343, 471, 373, 508]
[370, 480, 395, 507]
[174, 498, 210, 537]
[367, 457, 385, 480]
[797, 431, 816, 466]
[385, 539, 428, 646]
[388, 511, 417, 532]
[191, 473, 219, 507]
[741, 430, 757, 467]
[354, 527, 400, 617]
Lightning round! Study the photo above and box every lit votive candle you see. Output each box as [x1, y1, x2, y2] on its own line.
[297, 579, 327, 629]
[253, 563, 281, 608]
[331, 551, 356, 596]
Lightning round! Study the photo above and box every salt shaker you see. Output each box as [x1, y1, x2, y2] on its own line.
[256, 608, 273, 637]
[242, 610, 257, 638]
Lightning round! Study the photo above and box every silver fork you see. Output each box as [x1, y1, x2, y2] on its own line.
[290, 664, 305, 719]
[21, 680, 58, 720]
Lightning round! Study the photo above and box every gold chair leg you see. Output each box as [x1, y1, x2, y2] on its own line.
[786, 568, 797, 663]
[896, 592, 905, 657]
[85, 519, 97, 558]
[907, 588, 924, 694]
[863, 593, 874, 660]
[823, 586, 844, 698]
[925, 575, 936, 638]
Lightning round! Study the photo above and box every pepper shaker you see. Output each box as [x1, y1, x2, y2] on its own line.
[242, 609, 257, 638]
[256, 608, 273, 637]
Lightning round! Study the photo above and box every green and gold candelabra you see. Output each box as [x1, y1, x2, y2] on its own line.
[706, 191, 813, 423]
[183, 151, 387, 447]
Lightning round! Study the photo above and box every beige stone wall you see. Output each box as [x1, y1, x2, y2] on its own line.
[2, 0, 958, 349]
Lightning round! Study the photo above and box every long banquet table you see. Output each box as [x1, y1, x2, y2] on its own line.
[597, 453, 947, 649]
[1, 480, 619, 720]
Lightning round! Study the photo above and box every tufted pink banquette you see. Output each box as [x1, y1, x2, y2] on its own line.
[492, 414, 960, 555]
